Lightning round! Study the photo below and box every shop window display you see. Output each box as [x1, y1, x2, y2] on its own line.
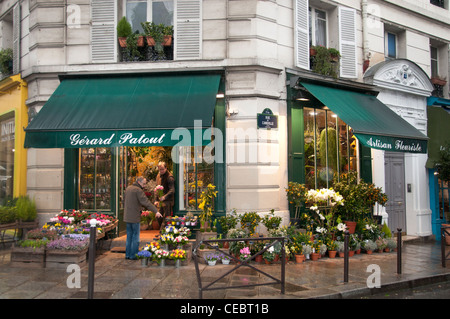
[0, 114, 14, 202]
[304, 107, 357, 189]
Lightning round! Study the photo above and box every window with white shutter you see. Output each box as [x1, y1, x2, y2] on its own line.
[294, 0, 310, 70]
[338, 6, 357, 78]
[91, 0, 117, 63]
[175, 0, 202, 60]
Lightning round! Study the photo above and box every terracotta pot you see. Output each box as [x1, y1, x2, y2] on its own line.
[264, 258, 272, 264]
[338, 251, 345, 258]
[295, 254, 305, 263]
[223, 241, 229, 249]
[146, 35, 172, 47]
[384, 248, 390, 252]
[311, 252, 320, 261]
[366, 250, 373, 255]
[118, 37, 127, 48]
[355, 249, 361, 254]
[348, 250, 355, 257]
[137, 36, 144, 47]
[344, 221, 357, 234]
[255, 255, 263, 263]
[328, 250, 337, 258]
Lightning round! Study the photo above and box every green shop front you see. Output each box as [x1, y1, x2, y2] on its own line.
[287, 74, 428, 232]
[24, 72, 226, 235]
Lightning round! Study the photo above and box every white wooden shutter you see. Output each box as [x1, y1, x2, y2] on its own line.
[174, 0, 202, 60]
[294, 0, 309, 70]
[12, 3, 20, 75]
[338, 6, 357, 78]
[91, 0, 117, 63]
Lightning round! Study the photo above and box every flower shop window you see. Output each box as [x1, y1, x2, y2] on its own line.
[177, 146, 214, 212]
[79, 148, 112, 210]
[0, 113, 15, 202]
[303, 107, 357, 189]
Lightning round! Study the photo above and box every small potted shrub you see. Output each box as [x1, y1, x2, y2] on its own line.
[117, 16, 132, 48]
[363, 240, 377, 254]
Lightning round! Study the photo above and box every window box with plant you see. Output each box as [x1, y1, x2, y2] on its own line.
[310, 46, 341, 78]
[141, 21, 174, 60]
[0, 48, 13, 76]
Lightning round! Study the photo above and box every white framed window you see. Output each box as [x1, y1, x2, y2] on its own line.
[309, 7, 327, 47]
[385, 31, 397, 59]
[430, 46, 438, 78]
[125, 0, 174, 33]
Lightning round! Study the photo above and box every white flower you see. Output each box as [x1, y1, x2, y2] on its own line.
[317, 212, 325, 220]
[310, 205, 318, 211]
[316, 227, 326, 234]
[267, 246, 274, 253]
[337, 223, 347, 231]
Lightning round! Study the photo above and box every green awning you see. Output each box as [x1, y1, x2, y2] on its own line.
[301, 83, 428, 154]
[24, 73, 221, 148]
[426, 105, 450, 168]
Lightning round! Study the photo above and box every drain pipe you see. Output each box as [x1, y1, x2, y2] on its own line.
[362, 0, 371, 73]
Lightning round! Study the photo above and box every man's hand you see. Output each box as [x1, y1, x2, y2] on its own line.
[156, 212, 163, 218]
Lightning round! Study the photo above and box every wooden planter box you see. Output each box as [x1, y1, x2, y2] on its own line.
[10, 245, 46, 268]
[45, 248, 88, 269]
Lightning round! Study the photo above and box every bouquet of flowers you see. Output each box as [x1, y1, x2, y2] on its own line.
[169, 249, 186, 260]
[153, 249, 169, 261]
[239, 246, 251, 261]
[136, 250, 152, 259]
[159, 233, 175, 245]
[155, 185, 165, 208]
[162, 225, 179, 235]
[173, 235, 189, 246]
[177, 226, 191, 237]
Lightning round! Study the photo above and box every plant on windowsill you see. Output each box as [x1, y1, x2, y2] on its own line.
[117, 17, 132, 48]
[0, 48, 13, 76]
[431, 76, 447, 86]
[122, 32, 143, 62]
[141, 22, 173, 59]
[310, 45, 340, 78]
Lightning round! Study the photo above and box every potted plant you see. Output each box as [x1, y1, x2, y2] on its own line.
[302, 244, 312, 259]
[153, 248, 169, 266]
[117, 16, 132, 48]
[431, 76, 447, 86]
[328, 48, 341, 62]
[262, 245, 276, 264]
[262, 209, 282, 231]
[326, 240, 338, 258]
[362, 239, 377, 254]
[0, 48, 13, 75]
[311, 45, 339, 78]
[10, 238, 48, 268]
[136, 250, 152, 266]
[336, 241, 345, 257]
[204, 252, 219, 266]
[240, 211, 261, 237]
[169, 248, 186, 267]
[239, 246, 251, 263]
[386, 238, 397, 252]
[375, 238, 387, 252]
[16, 195, 38, 227]
[141, 22, 173, 47]
[198, 184, 218, 232]
[219, 253, 231, 265]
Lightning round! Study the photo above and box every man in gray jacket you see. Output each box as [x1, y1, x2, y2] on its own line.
[124, 176, 160, 259]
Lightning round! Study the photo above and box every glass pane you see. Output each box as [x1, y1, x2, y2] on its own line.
[387, 32, 396, 58]
[79, 148, 95, 210]
[0, 115, 15, 202]
[79, 148, 111, 210]
[152, 1, 174, 25]
[316, 109, 329, 188]
[127, 1, 147, 33]
[180, 146, 214, 211]
[95, 148, 111, 209]
[304, 107, 316, 189]
[315, 9, 326, 47]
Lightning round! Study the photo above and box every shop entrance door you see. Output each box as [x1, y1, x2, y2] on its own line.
[384, 152, 406, 233]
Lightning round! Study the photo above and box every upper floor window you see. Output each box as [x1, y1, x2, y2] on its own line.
[126, 0, 174, 33]
[385, 32, 397, 59]
[430, 0, 445, 8]
[430, 46, 438, 78]
[309, 7, 327, 47]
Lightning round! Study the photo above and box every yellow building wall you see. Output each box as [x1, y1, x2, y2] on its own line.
[0, 74, 28, 198]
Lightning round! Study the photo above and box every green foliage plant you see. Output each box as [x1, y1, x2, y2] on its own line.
[0, 206, 16, 224]
[15, 196, 37, 222]
[117, 16, 132, 38]
[0, 48, 13, 75]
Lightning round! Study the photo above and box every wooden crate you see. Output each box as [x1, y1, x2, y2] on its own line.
[45, 248, 88, 269]
[10, 246, 46, 268]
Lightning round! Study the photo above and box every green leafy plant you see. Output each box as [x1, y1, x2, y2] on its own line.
[0, 48, 13, 75]
[436, 141, 450, 182]
[262, 209, 282, 231]
[15, 196, 37, 222]
[240, 212, 261, 237]
[117, 16, 132, 38]
[0, 206, 16, 224]
[141, 22, 173, 58]
[218, 210, 239, 236]
[311, 45, 340, 78]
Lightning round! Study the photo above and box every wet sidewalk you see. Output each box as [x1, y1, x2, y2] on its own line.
[0, 239, 449, 299]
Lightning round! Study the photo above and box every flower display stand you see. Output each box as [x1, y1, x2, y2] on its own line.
[45, 248, 88, 269]
[10, 246, 46, 268]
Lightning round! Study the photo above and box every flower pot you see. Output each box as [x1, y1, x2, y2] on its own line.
[175, 259, 181, 268]
[221, 259, 230, 265]
[344, 221, 357, 234]
[328, 250, 337, 258]
[159, 259, 166, 267]
[118, 37, 127, 48]
[338, 251, 345, 258]
[384, 248, 390, 252]
[137, 36, 144, 47]
[348, 250, 355, 257]
[223, 241, 230, 249]
[141, 258, 149, 267]
[355, 249, 361, 254]
[311, 252, 320, 261]
[366, 250, 373, 255]
[207, 260, 216, 266]
[264, 258, 272, 264]
[295, 254, 305, 263]
[255, 255, 263, 263]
